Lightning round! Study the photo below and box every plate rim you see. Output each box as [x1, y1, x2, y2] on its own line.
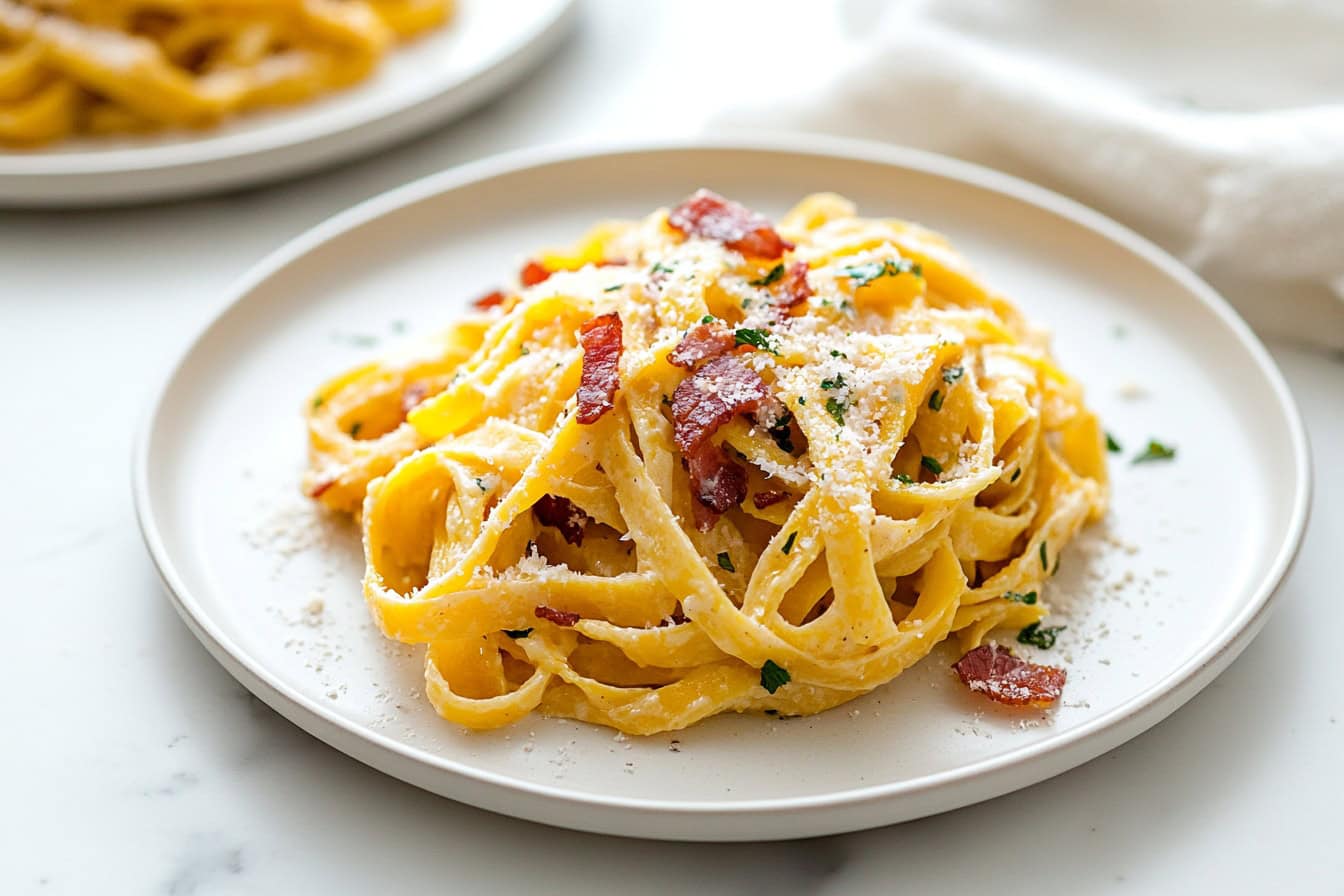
[132, 135, 1313, 833]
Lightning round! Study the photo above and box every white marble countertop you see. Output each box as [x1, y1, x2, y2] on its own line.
[4, 2, 1342, 892]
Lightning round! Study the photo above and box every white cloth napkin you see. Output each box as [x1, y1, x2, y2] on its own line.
[723, 0, 1344, 350]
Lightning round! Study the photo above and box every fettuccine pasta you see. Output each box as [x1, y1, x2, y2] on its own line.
[303, 191, 1108, 735]
[0, 0, 452, 145]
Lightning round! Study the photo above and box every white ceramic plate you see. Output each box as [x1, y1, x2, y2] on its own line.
[0, 0, 575, 207]
[134, 138, 1310, 841]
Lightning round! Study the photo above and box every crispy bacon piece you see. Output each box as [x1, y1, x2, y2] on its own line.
[667, 190, 794, 259]
[774, 261, 813, 313]
[535, 605, 580, 627]
[472, 289, 506, 310]
[401, 381, 429, 415]
[671, 355, 772, 529]
[687, 443, 748, 516]
[520, 259, 551, 287]
[953, 643, 1066, 708]
[576, 312, 623, 424]
[533, 494, 589, 546]
[670, 355, 771, 455]
[753, 490, 788, 509]
[667, 322, 736, 369]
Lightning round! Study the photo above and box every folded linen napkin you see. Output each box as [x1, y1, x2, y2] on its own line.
[723, 0, 1344, 349]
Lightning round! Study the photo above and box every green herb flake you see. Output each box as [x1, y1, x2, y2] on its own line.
[825, 396, 848, 426]
[1052, 554, 1061, 576]
[475, 477, 488, 493]
[1004, 591, 1038, 605]
[781, 531, 798, 555]
[1018, 622, 1065, 650]
[820, 374, 846, 391]
[1133, 440, 1176, 464]
[1011, 468, 1022, 483]
[797, 396, 806, 406]
[503, 628, 533, 639]
[750, 264, 785, 287]
[840, 257, 920, 287]
[717, 552, 735, 573]
[603, 284, 623, 292]
[1039, 541, 1049, 570]
[311, 395, 324, 410]
[893, 472, 915, 485]
[767, 413, 795, 453]
[734, 328, 779, 355]
[348, 421, 363, 438]
[921, 455, 943, 476]
[928, 389, 944, 411]
[701, 314, 716, 324]
[519, 346, 530, 356]
[651, 262, 675, 275]
[829, 349, 847, 359]
[942, 366, 964, 384]
[760, 659, 791, 694]
[1106, 432, 1122, 453]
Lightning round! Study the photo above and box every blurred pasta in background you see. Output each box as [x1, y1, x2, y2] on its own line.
[0, 0, 453, 145]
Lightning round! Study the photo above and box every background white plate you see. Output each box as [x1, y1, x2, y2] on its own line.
[134, 139, 1310, 841]
[0, 0, 575, 207]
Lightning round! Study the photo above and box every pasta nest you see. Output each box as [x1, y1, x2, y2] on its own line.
[303, 192, 1108, 735]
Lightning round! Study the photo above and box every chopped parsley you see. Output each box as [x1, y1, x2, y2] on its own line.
[928, 389, 944, 411]
[750, 264, 785, 287]
[893, 472, 915, 485]
[603, 284, 623, 292]
[825, 396, 848, 426]
[781, 531, 798, 555]
[1011, 468, 1022, 483]
[503, 628, 533, 639]
[348, 421, 363, 438]
[1004, 590, 1038, 605]
[1052, 554, 1061, 576]
[701, 314, 716, 324]
[1039, 541, 1049, 570]
[1106, 432, 1122, 453]
[311, 395, 324, 410]
[475, 477, 488, 493]
[734, 327, 779, 354]
[650, 262, 675, 275]
[661, 394, 672, 407]
[829, 349, 847, 359]
[797, 396, 806, 406]
[1133, 440, 1176, 464]
[841, 258, 922, 287]
[760, 659, 791, 694]
[717, 552, 735, 573]
[921, 455, 943, 476]
[1018, 622, 1065, 650]
[519, 346, 530, 356]
[767, 412, 795, 453]
[942, 365, 964, 384]
[820, 374, 846, 391]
